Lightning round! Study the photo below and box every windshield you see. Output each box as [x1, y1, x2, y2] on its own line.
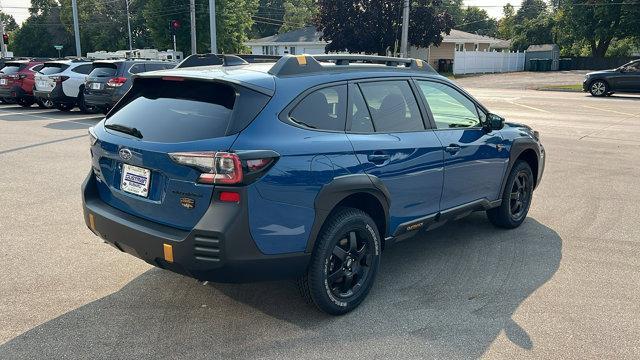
[1, 64, 24, 75]
[89, 64, 118, 77]
[39, 64, 68, 75]
[105, 79, 236, 143]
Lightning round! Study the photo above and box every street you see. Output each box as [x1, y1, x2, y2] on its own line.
[1, 75, 639, 359]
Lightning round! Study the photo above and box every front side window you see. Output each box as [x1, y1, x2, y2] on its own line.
[416, 80, 481, 129]
[289, 85, 347, 131]
[358, 80, 424, 132]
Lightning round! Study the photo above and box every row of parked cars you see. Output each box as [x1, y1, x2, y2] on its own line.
[0, 57, 176, 113]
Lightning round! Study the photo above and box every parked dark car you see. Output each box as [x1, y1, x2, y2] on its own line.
[583, 59, 640, 96]
[84, 60, 176, 113]
[0, 59, 52, 107]
[83, 54, 545, 315]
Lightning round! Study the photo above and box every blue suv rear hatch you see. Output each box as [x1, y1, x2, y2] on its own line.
[91, 77, 270, 230]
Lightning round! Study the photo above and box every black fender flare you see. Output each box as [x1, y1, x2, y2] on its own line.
[305, 174, 391, 253]
[501, 137, 542, 195]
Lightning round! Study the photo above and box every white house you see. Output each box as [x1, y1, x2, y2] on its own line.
[245, 27, 327, 56]
[245, 26, 511, 70]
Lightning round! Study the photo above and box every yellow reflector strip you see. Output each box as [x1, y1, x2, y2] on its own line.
[295, 55, 307, 65]
[89, 213, 96, 230]
[163, 244, 174, 263]
[415, 59, 423, 68]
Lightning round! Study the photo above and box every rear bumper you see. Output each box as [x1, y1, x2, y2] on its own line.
[82, 172, 310, 283]
[83, 91, 119, 108]
[34, 84, 75, 104]
[0, 85, 29, 99]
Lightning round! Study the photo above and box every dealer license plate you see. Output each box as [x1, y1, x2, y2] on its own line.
[0, 79, 6, 85]
[121, 164, 151, 197]
[91, 82, 102, 90]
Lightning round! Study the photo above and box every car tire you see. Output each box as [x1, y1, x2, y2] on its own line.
[487, 160, 534, 229]
[55, 102, 74, 112]
[17, 98, 35, 108]
[298, 207, 381, 315]
[77, 92, 97, 114]
[589, 80, 609, 97]
[37, 99, 55, 109]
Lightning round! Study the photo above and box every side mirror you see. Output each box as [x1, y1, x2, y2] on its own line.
[486, 113, 505, 131]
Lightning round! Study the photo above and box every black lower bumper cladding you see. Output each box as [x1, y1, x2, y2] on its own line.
[81, 172, 310, 283]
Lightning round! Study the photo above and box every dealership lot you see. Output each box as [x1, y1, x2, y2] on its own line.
[0, 75, 639, 358]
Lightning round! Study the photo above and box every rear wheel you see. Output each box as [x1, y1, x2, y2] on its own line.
[37, 98, 55, 109]
[17, 98, 35, 107]
[589, 80, 608, 97]
[78, 92, 98, 114]
[54, 102, 74, 112]
[298, 207, 381, 315]
[487, 160, 534, 229]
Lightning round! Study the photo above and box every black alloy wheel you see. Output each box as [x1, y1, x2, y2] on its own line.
[487, 160, 534, 229]
[589, 80, 608, 97]
[299, 207, 381, 315]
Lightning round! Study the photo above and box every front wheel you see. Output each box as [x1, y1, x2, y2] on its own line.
[298, 207, 381, 315]
[589, 80, 608, 97]
[17, 98, 35, 108]
[487, 160, 534, 229]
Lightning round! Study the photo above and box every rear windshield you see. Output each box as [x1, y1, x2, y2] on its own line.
[89, 64, 118, 77]
[1, 64, 25, 74]
[105, 79, 237, 143]
[39, 63, 69, 75]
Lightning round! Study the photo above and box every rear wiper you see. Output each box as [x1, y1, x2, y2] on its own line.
[105, 123, 143, 139]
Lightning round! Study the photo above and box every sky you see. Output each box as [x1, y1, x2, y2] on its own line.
[1, 0, 521, 26]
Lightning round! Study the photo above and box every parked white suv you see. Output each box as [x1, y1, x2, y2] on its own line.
[34, 59, 95, 112]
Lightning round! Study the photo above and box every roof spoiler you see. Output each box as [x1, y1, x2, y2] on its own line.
[176, 54, 250, 68]
[268, 54, 436, 76]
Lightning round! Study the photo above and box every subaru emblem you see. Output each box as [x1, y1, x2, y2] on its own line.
[119, 148, 132, 161]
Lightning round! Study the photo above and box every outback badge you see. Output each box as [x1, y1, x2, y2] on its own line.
[180, 197, 195, 209]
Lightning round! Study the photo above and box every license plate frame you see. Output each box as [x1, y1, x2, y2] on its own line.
[121, 164, 151, 198]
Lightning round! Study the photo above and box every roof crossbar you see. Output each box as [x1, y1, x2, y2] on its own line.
[268, 54, 436, 76]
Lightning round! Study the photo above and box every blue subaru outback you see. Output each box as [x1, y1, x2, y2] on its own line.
[83, 54, 545, 315]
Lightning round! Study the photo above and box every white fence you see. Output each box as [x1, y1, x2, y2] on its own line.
[453, 50, 526, 75]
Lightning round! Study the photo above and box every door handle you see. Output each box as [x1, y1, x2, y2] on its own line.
[368, 153, 390, 164]
[445, 144, 461, 154]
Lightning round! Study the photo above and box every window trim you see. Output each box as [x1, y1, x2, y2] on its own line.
[278, 81, 349, 133]
[345, 77, 430, 134]
[412, 77, 489, 132]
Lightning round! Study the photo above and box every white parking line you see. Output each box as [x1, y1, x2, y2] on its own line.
[506, 101, 551, 113]
[581, 105, 639, 117]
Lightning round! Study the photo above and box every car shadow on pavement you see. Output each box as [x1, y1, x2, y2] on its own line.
[0, 214, 561, 359]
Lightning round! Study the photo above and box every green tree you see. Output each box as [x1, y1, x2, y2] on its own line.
[437, 0, 463, 26]
[497, 3, 516, 39]
[280, 0, 317, 33]
[144, 0, 257, 55]
[558, 0, 640, 57]
[510, 13, 555, 51]
[252, 0, 284, 38]
[315, 0, 454, 55]
[515, 0, 547, 23]
[12, 1, 74, 57]
[459, 7, 497, 37]
[0, 13, 18, 32]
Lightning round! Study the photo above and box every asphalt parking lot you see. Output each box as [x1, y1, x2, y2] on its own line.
[1, 72, 639, 359]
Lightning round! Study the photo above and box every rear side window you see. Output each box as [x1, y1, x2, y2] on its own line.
[358, 81, 424, 132]
[71, 64, 92, 74]
[106, 79, 269, 143]
[129, 64, 145, 74]
[39, 64, 68, 75]
[289, 85, 347, 131]
[31, 64, 44, 72]
[89, 64, 118, 77]
[145, 63, 173, 71]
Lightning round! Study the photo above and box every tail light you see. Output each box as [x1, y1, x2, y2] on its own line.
[107, 77, 127, 87]
[51, 75, 69, 84]
[169, 151, 278, 185]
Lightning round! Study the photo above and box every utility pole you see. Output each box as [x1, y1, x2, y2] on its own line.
[71, 0, 82, 57]
[209, 0, 217, 53]
[0, 22, 5, 58]
[126, 0, 133, 51]
[190, 0, 197, 55]
[400, 0, 409, 58]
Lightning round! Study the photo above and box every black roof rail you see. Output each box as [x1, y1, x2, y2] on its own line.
[176, 53, 249, 68]
[237, 54, 282, 63]
[268, 54, 436, 77]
